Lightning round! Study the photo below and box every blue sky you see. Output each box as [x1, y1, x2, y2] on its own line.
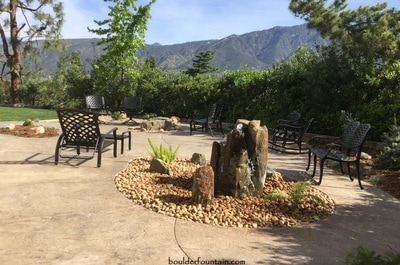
[63, 0, 400, 45]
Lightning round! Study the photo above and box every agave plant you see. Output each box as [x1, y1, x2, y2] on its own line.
[147, 138, 180, 164]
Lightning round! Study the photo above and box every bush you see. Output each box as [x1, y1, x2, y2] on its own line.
[266, 181, 325, 212]
[377, 124, 400, 170]
[344, 246, 400, 265]
[147, 138, 180, 163]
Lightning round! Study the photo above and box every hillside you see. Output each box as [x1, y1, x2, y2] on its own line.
[40, 24, 326, 74]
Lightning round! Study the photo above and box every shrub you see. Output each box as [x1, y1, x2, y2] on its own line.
[22, 119, 34, 126]
[367, 175, 386, 186]
[143, 113, 157, 119]
[147, 138, 180, 163]
[377, 123, 400, 170]
[344, 246, 400, 265]
[111, 111, 123, 120]
[266, 181, 325, 212]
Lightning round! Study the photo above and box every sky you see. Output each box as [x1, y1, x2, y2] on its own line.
[62, 0, 400, 45]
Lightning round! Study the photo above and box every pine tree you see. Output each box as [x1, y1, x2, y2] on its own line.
[377, 117, 400, 170]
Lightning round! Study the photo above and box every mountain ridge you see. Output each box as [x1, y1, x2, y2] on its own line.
[40, 24, 326, 73]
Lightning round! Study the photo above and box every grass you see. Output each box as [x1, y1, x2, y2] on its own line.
[0, 106, 57, 121]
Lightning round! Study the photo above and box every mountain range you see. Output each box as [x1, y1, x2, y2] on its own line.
[40, 24, 326, 74]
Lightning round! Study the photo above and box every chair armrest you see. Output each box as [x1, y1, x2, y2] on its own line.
[275, 123, 304, 131]
[103, 127, 118, 138]
[325, 142, 342, 150]
[310, 135, 340, 147]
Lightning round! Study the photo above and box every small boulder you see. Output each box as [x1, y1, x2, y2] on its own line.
[36, 126, 45, 134]
[191, 153, 207, 166]
[149, 158, 169, 174]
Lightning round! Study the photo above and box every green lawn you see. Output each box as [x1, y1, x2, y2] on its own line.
[0, 106, 57, 121]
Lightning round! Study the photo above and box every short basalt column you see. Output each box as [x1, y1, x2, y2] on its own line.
[211, 119, 268, 197]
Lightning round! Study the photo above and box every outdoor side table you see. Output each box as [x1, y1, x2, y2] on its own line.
[107, 130, 131, 154]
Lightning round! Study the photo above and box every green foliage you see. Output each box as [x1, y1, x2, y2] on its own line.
[289, 1, 400, 66]
[137, 71, 218, 118]
[88, 0, 155, 111]
[266, 189, 289, 201]
[0, 107, 57, 121]
[266, 181, 325, 212]
[345, 246, 400, 265]
[184, 50, 218, 77]
[147, 138, 180, 164]
[286, 0, 400, 138]
[143, 113, 157, 119]
[7, 0, 400, 140]
[111, 111, 123, 120]
[22, 119, 34, 126]
[367, 175, 386, 186]
[0, 0, 65, 104]
[377, 123, 400, 170]
[18, 51, 92, 109]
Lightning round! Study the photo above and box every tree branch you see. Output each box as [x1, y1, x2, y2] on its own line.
[0, 24, 10, 59]
[17, 2, 45, 12]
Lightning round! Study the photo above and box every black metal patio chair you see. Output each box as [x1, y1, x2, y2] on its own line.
[276, 111, 301, 125]
[54, 108, 118, 167]
[190, 103, 224, 137]
[121, 96, 143, 123]
[307, 123, 372, 189]
[85, 95, 109, 115]
[269, 117, 314, 153]
[306, 121, 361, 174]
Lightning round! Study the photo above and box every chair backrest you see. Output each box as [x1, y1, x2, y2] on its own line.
[206, 104, 218, 121]
[122, 96, 142, 111]
[303, 118, 314, 133]
[57, 109, 101, 147]
[345, 123, 372, 153]
[278, 111, 301, 125]
[286, 111, 301, 121]
[85, 95, 106, 112]
[341, 121, 360, 146]
[213, 104, 224, 122]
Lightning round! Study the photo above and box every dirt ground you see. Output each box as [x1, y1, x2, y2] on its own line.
[1, 125, 399, 200]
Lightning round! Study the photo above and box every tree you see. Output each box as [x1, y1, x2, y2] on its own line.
[88, 0, 155, 110]
[288, 0, 400, 136]
[0, 0, 65, 104]
[185, 50, 218, 77]
[289, 1, 400, 68]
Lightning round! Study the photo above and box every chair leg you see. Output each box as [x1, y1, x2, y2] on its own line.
[207, 124, 214, 137]
[97, 150, 102, 168]
[356, 162, 364, 190]
[190, 121, 194, 135]
[54, 135, 63, 165]
[128, 131, 131, 150]
[120, 137, 124, 154]
[311, 154, 317, 178]
[347, 163, 354, 181]
[317, 158, 325, 185]
[340, 162, 345, 174]
[306, 151, 312, 171]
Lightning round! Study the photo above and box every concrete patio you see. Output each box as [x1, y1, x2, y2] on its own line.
[0, 120, 399, 265]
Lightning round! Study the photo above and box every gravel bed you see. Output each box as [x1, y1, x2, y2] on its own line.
[114, 158, 335, 228]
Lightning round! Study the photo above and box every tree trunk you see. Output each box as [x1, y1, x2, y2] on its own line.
[10, 1, 22, 104]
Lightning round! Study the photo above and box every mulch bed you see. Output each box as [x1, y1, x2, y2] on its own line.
[0, 125, 59, 138]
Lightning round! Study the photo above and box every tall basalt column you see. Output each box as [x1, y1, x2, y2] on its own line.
[211, 119, 268, 197]
[247, 120, 269, 195]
